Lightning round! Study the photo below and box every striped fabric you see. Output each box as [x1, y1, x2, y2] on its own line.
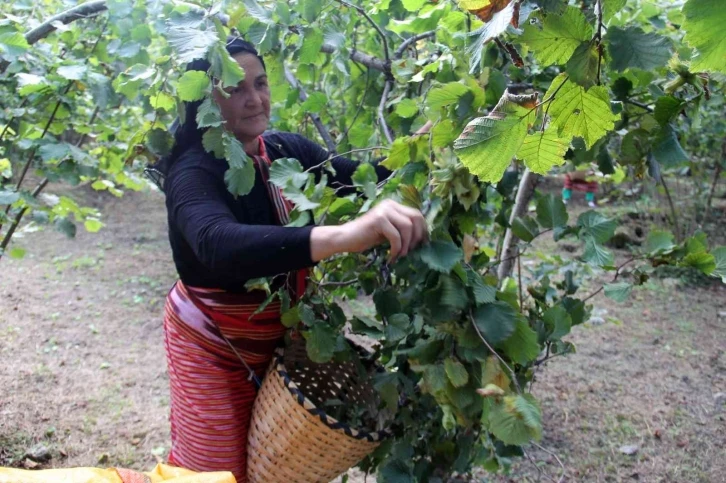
[163, 137, 306, 482]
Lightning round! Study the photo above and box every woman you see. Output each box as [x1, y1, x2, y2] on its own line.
[150, 38, 427, 481]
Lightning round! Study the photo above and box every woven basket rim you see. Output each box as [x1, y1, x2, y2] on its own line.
[272, 345, 393, 442]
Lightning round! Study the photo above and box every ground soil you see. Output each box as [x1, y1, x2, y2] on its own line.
[1, 184, 725, 482]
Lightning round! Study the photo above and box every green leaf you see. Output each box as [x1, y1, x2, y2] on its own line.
[202, 127, 225, 159]
[500, 318, 540, 365]
[444, 358, 469, 388]
[166, 26, 218, 64]
[177, 71, 210, 102]
[577, 211, 616, 243]
[303, 324, 336, 363]
[654, 96, 685, 126]
[582, 237, 614, 267]
[395, 99, 419, 118]
[196, 97, 224, 128]
[209, 44, 245, 88]
[385, 313, 411, 342]
[473, 302, 517, 345]
[0, 190, 20, 205]
[566, 42, 600, 89]
[147, 128, 173, 156]
[604, 282, 633, 302]
[511, 216, 539, 243]
[545, 74, 620, 149]
[543, 305, 572, 340]
[244, 0, 274, 24]
[711, 246, 726, 283]
[453, 100, 532, 183]
[519, 7, 593, 66]
[84, 219, 104, 233]
[301, 92, 327, 113]
[536, 194, 569, 229]
[8, 247, 26, 259]
[418, 240, 463, 273]
[645, 229, 676, 254]
[652, 125, 689, 168]
[298, 0, 322, 24]
[402, 0, 426, 11]
[0, 32, 30, 60]
[683, 0, 726, 74]
[467, 270, 497, 304]
[427, 82, 470, 111]
[57, 64, 87, 81]
[682, 251, 716, 274]
[269, 158, 308, 189]
[223, 135, 255, 197]
[607, 26, 673, 73]
[150, 92, 175, 112]
[432, 120, 458, 148]
[300, 28, 324, 64]
[379, 458, 414, 483]
[602, 0, 627, 23]
[382, 138, 412, 170]
[488, 394, 542, 445]
[54, 218, 76, 238]
[517, 129, 569, 175]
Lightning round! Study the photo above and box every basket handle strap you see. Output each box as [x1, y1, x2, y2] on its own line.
[183, 288, 264, 389]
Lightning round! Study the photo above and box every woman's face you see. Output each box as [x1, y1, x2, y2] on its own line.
[213, 53, 270, 144]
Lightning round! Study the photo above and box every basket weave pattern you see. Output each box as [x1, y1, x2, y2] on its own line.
[247, 340, 387, 482]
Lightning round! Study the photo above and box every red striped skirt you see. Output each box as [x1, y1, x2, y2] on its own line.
[163, 281, 287, 482]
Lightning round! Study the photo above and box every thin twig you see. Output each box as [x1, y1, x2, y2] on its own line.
[378, 80, 394, 144]
[524, 449, 557, 483]
[660, 174, 681, 242]
[517, 247, 524, 313]
[703, 147, 724, 227]
[625, 99, 654, 112]
[393, 31, 435, 59]
[582, 257, 638, 302]
[530, 442, 567, 483]
[284, 67, 337, 153]
[339, 69, 371, 146]
[595, 0, 604, 86]
[335, 0, 391, 65]
[469, 310, 522, 394]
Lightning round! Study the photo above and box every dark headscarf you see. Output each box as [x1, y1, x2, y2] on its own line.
[145, 37, 265, 191]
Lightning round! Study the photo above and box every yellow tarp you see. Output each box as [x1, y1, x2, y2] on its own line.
[0, 463, 236, 483]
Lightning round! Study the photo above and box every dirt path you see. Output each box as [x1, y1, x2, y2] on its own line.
[1, 187, 725, 482]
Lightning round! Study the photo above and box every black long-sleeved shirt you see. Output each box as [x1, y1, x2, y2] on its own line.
[164, 131, 389, 292]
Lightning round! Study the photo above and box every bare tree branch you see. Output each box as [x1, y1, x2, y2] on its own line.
[284, 67, 337, 153]
[393, 31, 435, 59]
[497, 169, 539, 282]
[334, 0, 391, 64]
[25, 0, 108, 45]
[378, 80, 394, 145]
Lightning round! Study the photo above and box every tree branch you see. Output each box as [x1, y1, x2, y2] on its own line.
[25, 0, 108, 45]
[595, 0, 604, 86]
[469, 310, 522, 394]
[497, 169, 539, 282]
[334, 0, 390, 65]
[625, 99, 654, 112]
[284, 67, 337, 153]
[393, 31, 435, 59]
[378, 80, 394, 145]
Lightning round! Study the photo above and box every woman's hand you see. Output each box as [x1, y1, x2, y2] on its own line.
[311, 199, 428, 263]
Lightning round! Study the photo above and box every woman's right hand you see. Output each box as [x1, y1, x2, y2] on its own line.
[310, 199, 428, 263]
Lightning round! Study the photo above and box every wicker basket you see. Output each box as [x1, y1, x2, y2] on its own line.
[247, 338, 391, 483]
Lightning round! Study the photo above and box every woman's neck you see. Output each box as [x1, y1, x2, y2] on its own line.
[243, 138, 260, 156]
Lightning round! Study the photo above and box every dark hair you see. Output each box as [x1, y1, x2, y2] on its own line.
[145, 37, 265, 191]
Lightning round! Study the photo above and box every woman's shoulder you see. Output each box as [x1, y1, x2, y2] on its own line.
[168, 144, 223, 177]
